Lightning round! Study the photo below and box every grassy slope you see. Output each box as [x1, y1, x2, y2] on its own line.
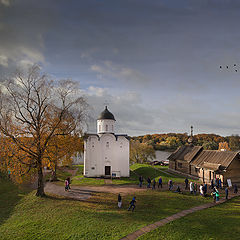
[0, 178, 211, 240]
[71, 164, 195, 186]
[0, 179, 28, 226]
[139, 196, 240, 240]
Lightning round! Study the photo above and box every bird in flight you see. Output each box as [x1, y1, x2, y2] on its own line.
[219, 64, 238, 72]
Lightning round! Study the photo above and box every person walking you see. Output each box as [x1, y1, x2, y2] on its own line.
[147, 177, 151, 188]
[215, 177, 219, 189]
[168, 179, 173, 191]
[215, 188, 220, 202]
[190, 182, 194, 194]
[118, 194, 122, 208]
[152, 179, 156, 189]
[67, 177, 71, 190]
[194, 182, 197, 195]
[200, 184, 204, 196]
[204, 183, 207, 196]
[185, 177, 189, 190]
[65, 178, 69, 191]
[158, 176, 162, 188]
[225, 187, 229, 200]
[210, 179, 214, 189]
[128, 196, 136, 212]
[219, 178, 222, 189]
[211, 187, 217, 203]
[234, 184, 238, 194]
[139, 176, 143, 188]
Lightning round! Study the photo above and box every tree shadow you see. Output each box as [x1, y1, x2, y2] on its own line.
[0, 178, 29, 226]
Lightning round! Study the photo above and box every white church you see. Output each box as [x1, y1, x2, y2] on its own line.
[83, 106, 130, 178]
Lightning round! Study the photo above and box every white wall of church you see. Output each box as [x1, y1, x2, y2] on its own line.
[84, 134, 129, 178]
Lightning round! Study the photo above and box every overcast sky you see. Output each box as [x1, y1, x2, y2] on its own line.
[1, 0, 240, 136]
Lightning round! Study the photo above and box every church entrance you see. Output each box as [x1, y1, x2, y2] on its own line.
[105, 166, 111, 176]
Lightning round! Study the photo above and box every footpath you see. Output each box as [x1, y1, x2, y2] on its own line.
[120, 192, 240, 240]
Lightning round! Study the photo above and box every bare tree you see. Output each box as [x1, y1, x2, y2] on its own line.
[0, 65, 88, 196]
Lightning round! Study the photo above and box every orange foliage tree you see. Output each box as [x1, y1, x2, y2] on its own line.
[44, 135, 83, 181]
[0, 65, 88, 196]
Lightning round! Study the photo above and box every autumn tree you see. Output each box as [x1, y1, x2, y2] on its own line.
[130, 140, 156, 163]
[228, 135, 240, 151]
[0, 65, 88, 196]
[45, 135, 83, 181]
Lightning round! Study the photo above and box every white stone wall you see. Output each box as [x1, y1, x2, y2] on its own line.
[84, 133, 129, 177]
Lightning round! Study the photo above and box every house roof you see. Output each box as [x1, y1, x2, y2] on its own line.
[168, 145, 202, 163]
[190, 150, 240, 169]
[202, 162, 221, 171]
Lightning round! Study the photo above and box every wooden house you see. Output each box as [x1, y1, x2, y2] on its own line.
[168, 145, 240, 184]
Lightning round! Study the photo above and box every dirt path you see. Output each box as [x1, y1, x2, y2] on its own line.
[45, 182, 147, 199]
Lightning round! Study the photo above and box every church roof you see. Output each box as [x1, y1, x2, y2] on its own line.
[97, 106, 116, 121]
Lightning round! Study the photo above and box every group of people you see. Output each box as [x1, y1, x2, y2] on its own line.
[210, 177, 222, 189]
[139, 175, 238, 202]
[188, 181, 205, 195]
[139, 176, 163, 189]
[117, 194, 136, 212]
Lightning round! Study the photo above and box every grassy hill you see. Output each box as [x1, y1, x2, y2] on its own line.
[0, 175, 210, 240]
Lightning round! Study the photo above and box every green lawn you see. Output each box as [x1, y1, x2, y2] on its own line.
[0, 178, 211, 240]
[139, 196, 240, 240]
[70, 164, 194, 186]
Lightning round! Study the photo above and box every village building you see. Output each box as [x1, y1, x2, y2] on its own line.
[168, 144, 240, 184]
[83, 106, 130, 178]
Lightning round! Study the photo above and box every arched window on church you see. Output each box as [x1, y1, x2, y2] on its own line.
[112, 125, 113, 131]
[106, 142, 109, 148]
[106, 125, 108, 131]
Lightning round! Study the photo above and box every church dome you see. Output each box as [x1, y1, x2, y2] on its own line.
[97, 106, 116, 121]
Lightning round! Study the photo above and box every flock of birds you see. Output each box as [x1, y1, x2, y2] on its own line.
[219, 64, 238, 72]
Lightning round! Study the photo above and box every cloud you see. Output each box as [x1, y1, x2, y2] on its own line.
[0, 0, 10, 6]
[88, 86, 108, 97]
[90, 61, 149, 87]
[0, 55, 8, 67]
[0, 0, 60, 72]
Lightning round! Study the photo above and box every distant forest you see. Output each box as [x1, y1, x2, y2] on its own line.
[131, 133, 240, 152]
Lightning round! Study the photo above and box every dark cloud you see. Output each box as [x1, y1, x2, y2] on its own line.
[1, 0, 240, 136]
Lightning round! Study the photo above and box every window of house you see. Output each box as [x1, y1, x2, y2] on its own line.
[106, 142, 109, 148]
[177, 162, 182, 168]
[99, 125, 101, 132]
[106, 125, 108, 131]
[112, 125, 114, 131]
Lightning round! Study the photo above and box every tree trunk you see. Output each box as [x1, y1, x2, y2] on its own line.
[36, 167, 45, 197]
[51, 164, 58, 181]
